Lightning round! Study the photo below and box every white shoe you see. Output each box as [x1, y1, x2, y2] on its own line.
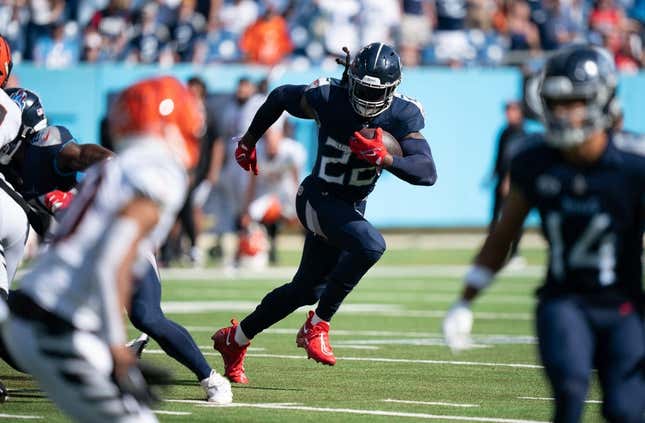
[200, 370, 233, 404]
[126, 333, 149, 358]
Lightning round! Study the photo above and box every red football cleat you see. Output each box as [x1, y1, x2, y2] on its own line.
[296, 311, 336, 366]
[211, 319, 249, 384]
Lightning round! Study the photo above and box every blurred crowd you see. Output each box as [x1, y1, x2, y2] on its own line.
[1, 0, 644, 70]
[152, 74, 306, 268]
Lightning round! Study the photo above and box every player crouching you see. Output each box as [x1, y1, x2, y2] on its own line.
[3, 76, 231, 423]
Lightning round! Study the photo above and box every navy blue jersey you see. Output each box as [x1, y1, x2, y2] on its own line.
[14, 125, 78, 200]
[510, 132, 645, 302]
[304, 77, 425, 202]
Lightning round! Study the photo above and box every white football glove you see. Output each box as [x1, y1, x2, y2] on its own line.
[442, 300, 474, 353]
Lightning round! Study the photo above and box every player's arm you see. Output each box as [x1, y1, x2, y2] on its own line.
[97, 196, 160, 378]
[239, 84, 314, 148]
[381, 131, 437, 186]
[443, 186, 531, 351]
[236, 84, 314, 174]
[56, 142, 113, 173]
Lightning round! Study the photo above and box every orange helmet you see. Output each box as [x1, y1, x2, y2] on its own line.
[0, 37, 13, 88]
[108, 76, 204, 168]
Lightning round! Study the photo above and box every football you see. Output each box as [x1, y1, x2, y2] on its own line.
[357, 127, 403, 157]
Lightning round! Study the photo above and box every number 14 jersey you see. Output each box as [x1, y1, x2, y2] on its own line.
[511, 132, 645, 302]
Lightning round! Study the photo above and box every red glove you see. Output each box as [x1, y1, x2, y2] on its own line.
[350, 127, 388, 166]
[44, 190, 74, 213]
[234, 137, 258, 175]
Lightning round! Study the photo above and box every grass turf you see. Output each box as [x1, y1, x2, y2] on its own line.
[1, 246, 607, 422]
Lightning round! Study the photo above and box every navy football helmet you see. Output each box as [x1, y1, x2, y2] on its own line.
[539, 45, 617, 148]
[0, 88, 47, 164]
[348, 43, 401, 118]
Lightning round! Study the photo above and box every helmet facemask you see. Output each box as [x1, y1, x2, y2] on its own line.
[539, 52, 617, 149]
[348, 71, 399, 118]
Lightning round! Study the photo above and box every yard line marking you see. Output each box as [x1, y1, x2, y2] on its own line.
[383, 399, 479, 408]
[185, 327, 536, 340]
[162, 301, 532, 320]
[0, 415, 42, 420]
[148, 349, 542, 369]
[153, 410, 192, 415]
[166, 399, 548, 422]
[159, 265, 543, 281]
[518, 396, 601, 404]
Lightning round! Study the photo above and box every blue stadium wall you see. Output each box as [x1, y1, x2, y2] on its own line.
[14, 64, 645, 227]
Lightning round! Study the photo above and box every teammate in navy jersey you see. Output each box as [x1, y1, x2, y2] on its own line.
[0, 88, 112, 234]
[212, 43, 437, 384]
[443, 45, 645, 423]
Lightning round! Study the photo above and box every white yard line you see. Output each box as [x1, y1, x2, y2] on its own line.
[153, 410, 192, 415]
[165, 399, 548, 422]
[0, 415, 42, 420]
[159, 265, 543, 281]
[383, 398, 479, 408]
[147, 349, 542, 369]
[184, 327, 535, 340]
[161, 301, 532, 320]
[518, 397, 602, 404]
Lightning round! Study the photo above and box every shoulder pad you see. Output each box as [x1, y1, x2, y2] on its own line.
[613, 131, 645, 157]
[305, 77, 342, 91]
[306, 77, 330, 91]
[394, 93, 424, 118]
[31, 125, 75, 147]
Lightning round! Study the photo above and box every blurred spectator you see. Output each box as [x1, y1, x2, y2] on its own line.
[127, 2, 171, 63]
[359, 0, 401, 45]
[435, 0, 467, 30]
[26, 0, 67, 60]
[206, 77, 262, 268]
[239, 6, 292, 65]
[508, 0, 540, 51]
[218, 0, 259, 35]
[467, 0, 496, 30]
[33, 21, 81, 67]
[242, 116, 306, 265]
[489, 100, 526, 261]
[161, 75, 222, 266]
[172, 0, 204, 61]
[589, 0, 624, 37]
[399, 0, 433, 66]
[0, 0, 29, 61]
[88, 0, 132, 60]
[316, 0, 361, 56]
[532, 0, 579, 50]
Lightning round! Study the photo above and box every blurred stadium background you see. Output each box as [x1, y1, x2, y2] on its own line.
[1, 0, 644, 421]
[5, 0, 645, 228]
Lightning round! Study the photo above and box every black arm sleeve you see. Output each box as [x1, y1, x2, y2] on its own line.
[387, 137, 437, 186]
[246, 84, 309, 141]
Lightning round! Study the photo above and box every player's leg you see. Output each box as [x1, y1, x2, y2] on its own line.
[594, 303, 645, 423]
[128, 259, 232, 403]
[0, 193, 29, 374]
[213, 231, 341, 382]
[292, 185, 385, 364]
[5, 316, 157, 423]
[536, 297, 594, 423]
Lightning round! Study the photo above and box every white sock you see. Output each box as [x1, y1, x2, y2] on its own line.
[310, 312, 327, 326]
[234, 324, 250, 346]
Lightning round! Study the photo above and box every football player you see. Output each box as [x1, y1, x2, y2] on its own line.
[213, 43, 437, 383]
[4, 76, 231, 423]
[4, 86, 233, 404]
[443, 45, 645, 422]
[0, 37, 29, 312]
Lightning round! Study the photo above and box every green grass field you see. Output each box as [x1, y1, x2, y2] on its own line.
[1, 241, 607, 422]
